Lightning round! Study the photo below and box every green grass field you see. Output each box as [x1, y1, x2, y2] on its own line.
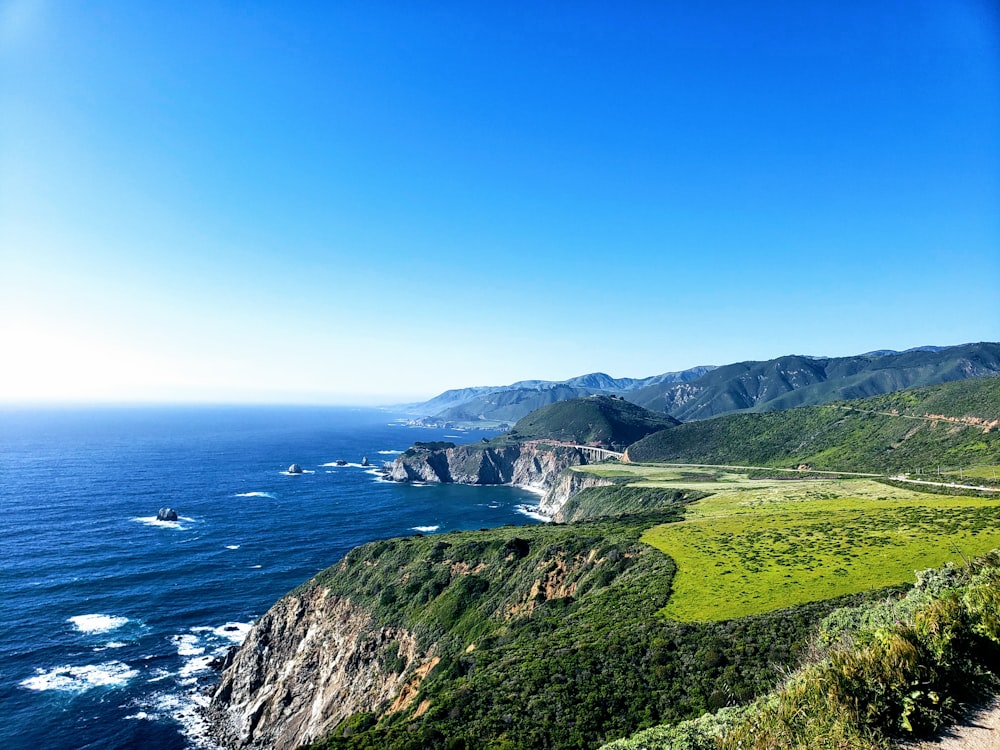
[574, 463, 1000, 622]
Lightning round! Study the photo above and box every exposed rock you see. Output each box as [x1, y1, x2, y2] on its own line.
[388, 441, 591, 516]
[287, 464, 303, 474]
[157, 507, 179, 522]
[207, 587, 433, 750]
[539, 470, 617, 522]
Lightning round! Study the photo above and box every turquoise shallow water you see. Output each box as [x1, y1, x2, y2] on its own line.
[0, 406, 539, 750]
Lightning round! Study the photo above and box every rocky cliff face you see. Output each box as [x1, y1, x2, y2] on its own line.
[538, 470, 616, 522]
[207, 586, 433, 750]
[388, 441, 589, 497]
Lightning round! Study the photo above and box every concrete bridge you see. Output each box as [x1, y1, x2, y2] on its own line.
[566, 444, 624, 462]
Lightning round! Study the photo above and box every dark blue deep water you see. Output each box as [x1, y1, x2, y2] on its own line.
[0, 406, 540, 750]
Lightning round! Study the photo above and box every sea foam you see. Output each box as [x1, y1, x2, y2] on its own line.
[20, 661, 138, 692]
[69, 614, 129, 634]
[131, 515, 194, 529]
[411, 525, 440, 533]
[515, 505, 551, 523]
[233, 491, 276, 499]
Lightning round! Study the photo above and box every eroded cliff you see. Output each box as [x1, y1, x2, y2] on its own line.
[388, 441, 589, 496]
[207, 586, 434, 750]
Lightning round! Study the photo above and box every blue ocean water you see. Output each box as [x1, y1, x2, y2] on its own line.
[0, 406, 540, 750]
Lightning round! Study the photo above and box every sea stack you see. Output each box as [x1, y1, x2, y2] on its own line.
[361, 456, 369, 466]
[157, 507, 179, 522]
[288, 464, 303, 474]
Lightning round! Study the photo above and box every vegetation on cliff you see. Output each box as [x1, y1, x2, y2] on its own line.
[602, 552, 1000, 750]
[555, 484, 705, 524]
[300, 514, 885, 750]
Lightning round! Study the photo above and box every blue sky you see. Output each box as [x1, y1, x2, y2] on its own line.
[1, 1, 998, 404]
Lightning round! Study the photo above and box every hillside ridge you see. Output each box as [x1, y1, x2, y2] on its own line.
[401, 342, 1000, 427]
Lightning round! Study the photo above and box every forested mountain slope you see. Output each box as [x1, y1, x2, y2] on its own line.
[626, 376, 1000, 474]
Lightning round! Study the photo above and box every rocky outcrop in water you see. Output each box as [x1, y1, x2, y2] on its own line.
[287, 464, 303, 474]
[207, 586, 433, 750]
[157, 507, 179, 522]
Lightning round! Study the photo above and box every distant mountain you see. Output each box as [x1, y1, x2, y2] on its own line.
[402, 366, 715, 424]
[627, 342, 1000, 421]
[861, 345, 949, 357]
[400, 343, 1000, 425]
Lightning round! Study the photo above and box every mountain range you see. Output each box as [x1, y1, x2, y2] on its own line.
[401, 342, 1000, 425]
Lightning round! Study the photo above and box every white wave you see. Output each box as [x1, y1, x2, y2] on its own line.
[178, 654, 214, 680]
[172, 634, 204, 657]
[213, 621, 252, 644]
[280, 469, 315, 475]
[515, 504, 552, 523]
[225, 545, 240, 550]
[125, 711, 151, 720]
[377, 449, 402, 455]
[233, 491, 276, 499]
[20, 661, 138, 692]
[158, 689, 220, 749]
[519, 484, 547, 497]
[320, 461, 368, 468]
[250, 564, 262, 569]
[131, 516, 186, 529]
[69, 614, 129, 634]
[410, 481, 430, 487]
[444, 435, 461, 438]
[411, 525, 440, 533]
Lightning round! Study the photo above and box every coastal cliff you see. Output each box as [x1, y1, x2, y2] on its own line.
[205, 397, 698, 749]
[388, 441, 590, 495]
[538, 468, 616, 520]
[207, 517, 701, 750]
[207, 586, 434, 750]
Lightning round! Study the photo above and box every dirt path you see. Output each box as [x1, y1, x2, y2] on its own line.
[902, 700, 1000, 750]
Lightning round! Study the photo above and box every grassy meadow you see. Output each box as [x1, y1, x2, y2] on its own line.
[571, 464, 1000, 622]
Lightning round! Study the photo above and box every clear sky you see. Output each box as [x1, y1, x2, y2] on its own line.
[1, 1, 998, 404]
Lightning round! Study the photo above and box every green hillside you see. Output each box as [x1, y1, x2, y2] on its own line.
[498, 395, 680, 449]
[603, 552, 1000, 750]
[306, 513, 886, 750]
[626, 376, 1000, 475]
[627, 342, 1000, 421]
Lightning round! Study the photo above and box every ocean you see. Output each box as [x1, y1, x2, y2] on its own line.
[0, 406, 541, 750]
